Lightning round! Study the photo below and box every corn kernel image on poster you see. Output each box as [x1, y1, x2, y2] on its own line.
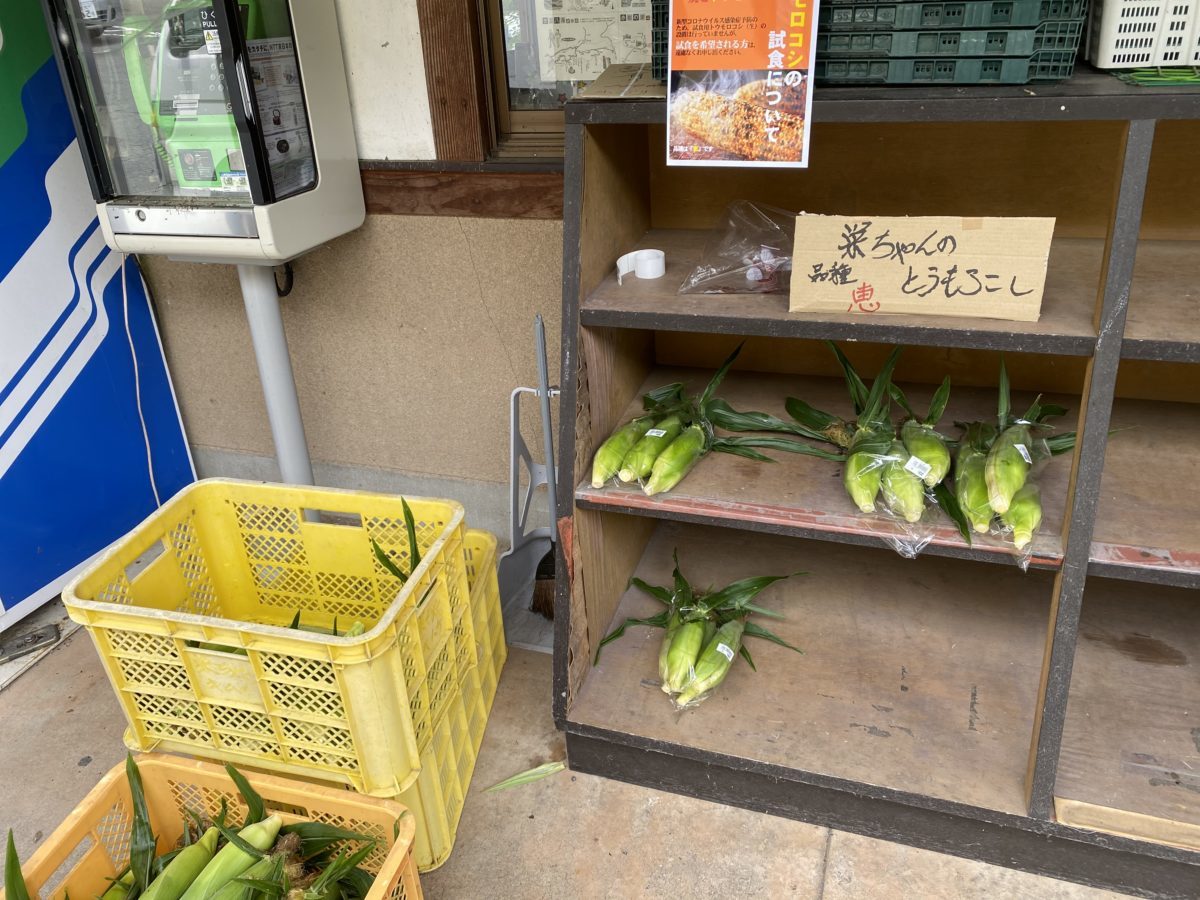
[668, 0, 819, 167]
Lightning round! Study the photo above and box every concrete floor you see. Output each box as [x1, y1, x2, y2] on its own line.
[1, 633, 1129, 899]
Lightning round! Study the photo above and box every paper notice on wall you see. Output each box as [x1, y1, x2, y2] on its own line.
[247, 38, 315, 199]
[789, 215, 1056, 322]
[536, 0, 653, 83]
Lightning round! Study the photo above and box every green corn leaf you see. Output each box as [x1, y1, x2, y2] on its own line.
[743, 620, 804, 654]
[211, 815, 269, 863]
[888, 383, 916, 419]
[925, 376, 952, 426]
[371, 539, 408, 583]
[700, 574, 794, 615]
[280, 823, 374, 861]
[697, 342, 745, 412]
[785, 396, 842, 435]
[1021, 393, 1045, 424]
[704, 398, 829, 442]
[416, 581, 437, 609]
[595, 611, 672, 661]
[332, 617, 339, 638]
[739, 644, 757, 672]
[997, 356, 1011, 428]
[125, 754, 156, 900]
[859, 346, 904, 428]
[712, 436, 847, 462]
[629, 577, 672, 605]
[288, 611, 301, 630]
[401, 498, 422, 575]
[712, 443, 774, 462]
[224, 764, 266, 827]
[738, 602, 786, 620]
[672, 549, 694, 607]
[1045, 432, 1078, 456]
[151, 848, 182, 879]
[643, 382, 686, 415]
[826, 342, 870, 414]
[5, 831, 31, 900]
[336, 867, 375, 900]
[305, 843, 376, 899]
[932, 482, 971, 545]
[485, 761, 567, 793]
[1035, 403, 1069, 422]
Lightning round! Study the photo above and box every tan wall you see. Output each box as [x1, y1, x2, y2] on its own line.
[144, 215, 563, 488]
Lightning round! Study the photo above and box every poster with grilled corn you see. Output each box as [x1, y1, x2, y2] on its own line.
[667, 0, 817, 167]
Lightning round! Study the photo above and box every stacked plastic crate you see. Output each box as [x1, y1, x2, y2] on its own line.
[1087, 0, 1200, 67]
[815, 0, 1091, 83]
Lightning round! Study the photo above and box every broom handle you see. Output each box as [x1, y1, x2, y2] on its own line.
[534, 314, 559, 532]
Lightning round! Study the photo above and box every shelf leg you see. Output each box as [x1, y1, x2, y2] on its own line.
[238, 263, 315, 487]
[1024, 119, 1157, 820]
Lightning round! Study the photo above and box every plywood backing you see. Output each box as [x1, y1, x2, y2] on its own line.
[645, 120, 1200, 241]
[570, 521, 1054, 815]
[1056, 578, 1200, 843]
[580, 125, 651, 302]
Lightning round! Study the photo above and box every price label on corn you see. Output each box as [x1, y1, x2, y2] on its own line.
[1015, 443, 1033, 464]
[790, 215, 1055, 322]
[645, 428, 668, 438]
[715, 642, 736, 662]
[904, 456, 933, 480]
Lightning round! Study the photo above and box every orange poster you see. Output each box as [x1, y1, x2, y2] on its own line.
[667, 0, 818, 167]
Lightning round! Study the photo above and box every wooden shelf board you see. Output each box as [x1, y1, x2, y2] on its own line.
[1056, 579, 1200, 848]
[582, 230, 1101, 356]
[576, 367, 1070, 568]
[1089, 398, 1200, 588]
[1121, 241, 1200, 363]
[567, 70, 1200, 125]
[570, 521, 1053, 815]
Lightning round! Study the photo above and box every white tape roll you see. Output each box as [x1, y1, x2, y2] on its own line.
[616, 249, 666, 285]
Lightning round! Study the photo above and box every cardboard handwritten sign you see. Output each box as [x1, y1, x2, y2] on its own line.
[790, 215, 1056, 322]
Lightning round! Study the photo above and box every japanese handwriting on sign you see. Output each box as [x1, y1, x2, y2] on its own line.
[837, 222, 872, 260]
[809, 261, 857, 285]
[900, 265, 1034, 299]
[848, 283, 879, 313]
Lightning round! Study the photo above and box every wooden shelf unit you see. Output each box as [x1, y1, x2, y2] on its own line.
[555, 86, 1200, 898]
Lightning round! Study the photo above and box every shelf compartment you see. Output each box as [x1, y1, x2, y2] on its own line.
[569, 520, 1052, 815]
[1056, 578, 1200, 850]
[1121, 241, 1200, 363]
[1089, 398, 1200, 588]
[577, 367, 1072, 568]
[581, 230, 1100, 356]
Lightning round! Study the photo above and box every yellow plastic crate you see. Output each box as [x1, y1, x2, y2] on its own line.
[63, 479, 476, 797]
[5, 754, 422, 900]
[463, 530, 505, 711]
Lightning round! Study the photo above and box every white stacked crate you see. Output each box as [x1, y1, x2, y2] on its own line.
[1088, 0, 1200, 66]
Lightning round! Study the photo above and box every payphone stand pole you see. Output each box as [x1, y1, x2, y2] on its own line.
[238, 263, 315, 486]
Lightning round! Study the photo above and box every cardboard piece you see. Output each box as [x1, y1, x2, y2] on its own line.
[578, 64, 667, 100]
[789, 215, 1056, 322]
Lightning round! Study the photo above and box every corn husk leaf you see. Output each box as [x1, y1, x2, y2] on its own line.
[743, 621, 804, 654]
[225, 764, 266, 827]
[401, 498, 421, 575]
[826, 341, 870, 415]
[696, 342, 746, 414]
[704, 398, 830, 443]
[151, 848, 182, 879]
[642, 382, 686, 415]
[738, 644, 757, 671]
[288, 611, 301, 630]
[5, 831, 31, 900]
[594, 611, 672, 661]
[278, 823, 373, 862]
[698, 574, 795, 617]
[485, 761, 567, 793]
[997, 356, 1011, 428]
[857, 346, 904, 429]
[210, 813, 269, 863]
[888, 383, 916, 419]
[336, 868, 375, 900]
[629, 577, 672, 605]
[932, 482, 971, 544]
[784, 396, 843, 437]
[712, 436, 847, 462]
[125, 754, 156, 900]
[672, 549, 693, 608]
[371, 539, 408, 583]
[303, 844, 375, 900]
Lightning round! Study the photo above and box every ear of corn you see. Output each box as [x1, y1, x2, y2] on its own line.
[618, 414, 684, 483]
[644, 425, 707, 496]
[592, 417, 655, 487]
[657, 611, 682, 686]
[900, 419, 951, 487]
[985, 424, 1032, 514]
[881, 441, 926, 524]
[1001, 484, 1043, 550]
[955, 447, 993, 534]
[676, 619, 746, 707]
[101, 870, 137, 900]
[141, 829, 219, 900]
[664, 619, 706, 693]
[843, 429, 891, 513]
[179, 815, 282, 900]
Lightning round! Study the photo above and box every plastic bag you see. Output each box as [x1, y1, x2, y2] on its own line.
[679, 201, 796, 294]
[983, 421, 1053, 572]
[844, 442, 942, 559]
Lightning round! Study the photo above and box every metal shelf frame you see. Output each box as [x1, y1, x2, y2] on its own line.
[553, 76, 1200, 898]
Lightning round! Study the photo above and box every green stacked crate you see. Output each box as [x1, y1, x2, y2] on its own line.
[816, 0, 1089, 83]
